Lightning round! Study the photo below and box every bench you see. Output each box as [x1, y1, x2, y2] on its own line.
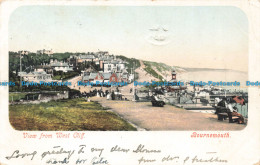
[217, 113, 228, 121]
[217, 112, 239, 123]
[215, 106, 228, 114]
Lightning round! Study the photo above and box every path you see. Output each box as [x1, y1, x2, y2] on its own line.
[92, 97, 246, 131]
[136, 60, 159, 82]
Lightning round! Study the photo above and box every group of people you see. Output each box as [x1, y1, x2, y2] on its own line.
[81, 89, 110, 97]
[81, 87, 126, 101]
[217, 97, 245, 124]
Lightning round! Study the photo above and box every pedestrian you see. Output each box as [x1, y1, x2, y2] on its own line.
[111, 91, 115, 100]
[226, 100, 245, 124]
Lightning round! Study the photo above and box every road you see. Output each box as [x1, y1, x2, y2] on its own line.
[92, 97, 246, 131]
[66, 75, 136, 96]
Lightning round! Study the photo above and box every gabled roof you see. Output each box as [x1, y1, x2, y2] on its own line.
[33, 71, 48, 75]
[89, 73, 98, 79]
[103, 73, 111, 79]
[83, 72, 98, 81]
[82, 76, 89, 81]
[80, 55, 95, 59]
[50, 62, 69, 67]
[37, 65, 52, 69]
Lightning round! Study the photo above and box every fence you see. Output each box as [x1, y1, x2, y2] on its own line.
[9, 91, 69, 104]
[235, 103, 248, 118]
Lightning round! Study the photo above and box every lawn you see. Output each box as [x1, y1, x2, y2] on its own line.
[9, 93, 27, 101]
[9, 98, 137, 131]
[52, 71, 79, 80]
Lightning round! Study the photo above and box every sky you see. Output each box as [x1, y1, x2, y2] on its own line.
[9, 6, 248, 71]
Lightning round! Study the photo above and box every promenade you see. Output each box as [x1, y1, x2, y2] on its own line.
[92, 97, 246, 131]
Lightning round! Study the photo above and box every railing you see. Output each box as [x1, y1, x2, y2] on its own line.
[176, 103, 211, 107]
[236, 103, 248, 118]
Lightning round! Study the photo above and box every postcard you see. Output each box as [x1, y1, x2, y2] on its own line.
[0, 0, 259, 165]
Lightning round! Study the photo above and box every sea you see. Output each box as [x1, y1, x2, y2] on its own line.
[178, 70, 248, 92]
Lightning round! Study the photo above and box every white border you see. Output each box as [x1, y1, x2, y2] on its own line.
[0, 1, 259, 165]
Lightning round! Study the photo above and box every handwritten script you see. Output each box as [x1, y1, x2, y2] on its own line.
[5, 143, 228, 165]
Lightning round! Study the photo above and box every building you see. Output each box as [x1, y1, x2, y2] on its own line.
[50, 59, 73, 72]
[82, 71, 125, 84]
[128, 74, 134, 83]
[82, 72, 97, 83]
[78, 54, 95, 63]
[18, 71, 52, 82]
[37, 49, 53, 56]
[94, 72, 104, 83]
[69, 55, 79, 59]
[109, 72, 120, 83]
[36, 65, 53, 74]
[103, 61, 126, 73]
[120, 70, 129, 83]
[97, 51, 109, 56]
[102, 72, 112, 83]
[68, 56, 79, 69]
[18, 50, 30, 55]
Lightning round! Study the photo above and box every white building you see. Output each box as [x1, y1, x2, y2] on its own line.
[103, 61, 126, 73]
[50, 60, 73, 72]
[79, 54, 95, 62]
[19, 71, 52, 82]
